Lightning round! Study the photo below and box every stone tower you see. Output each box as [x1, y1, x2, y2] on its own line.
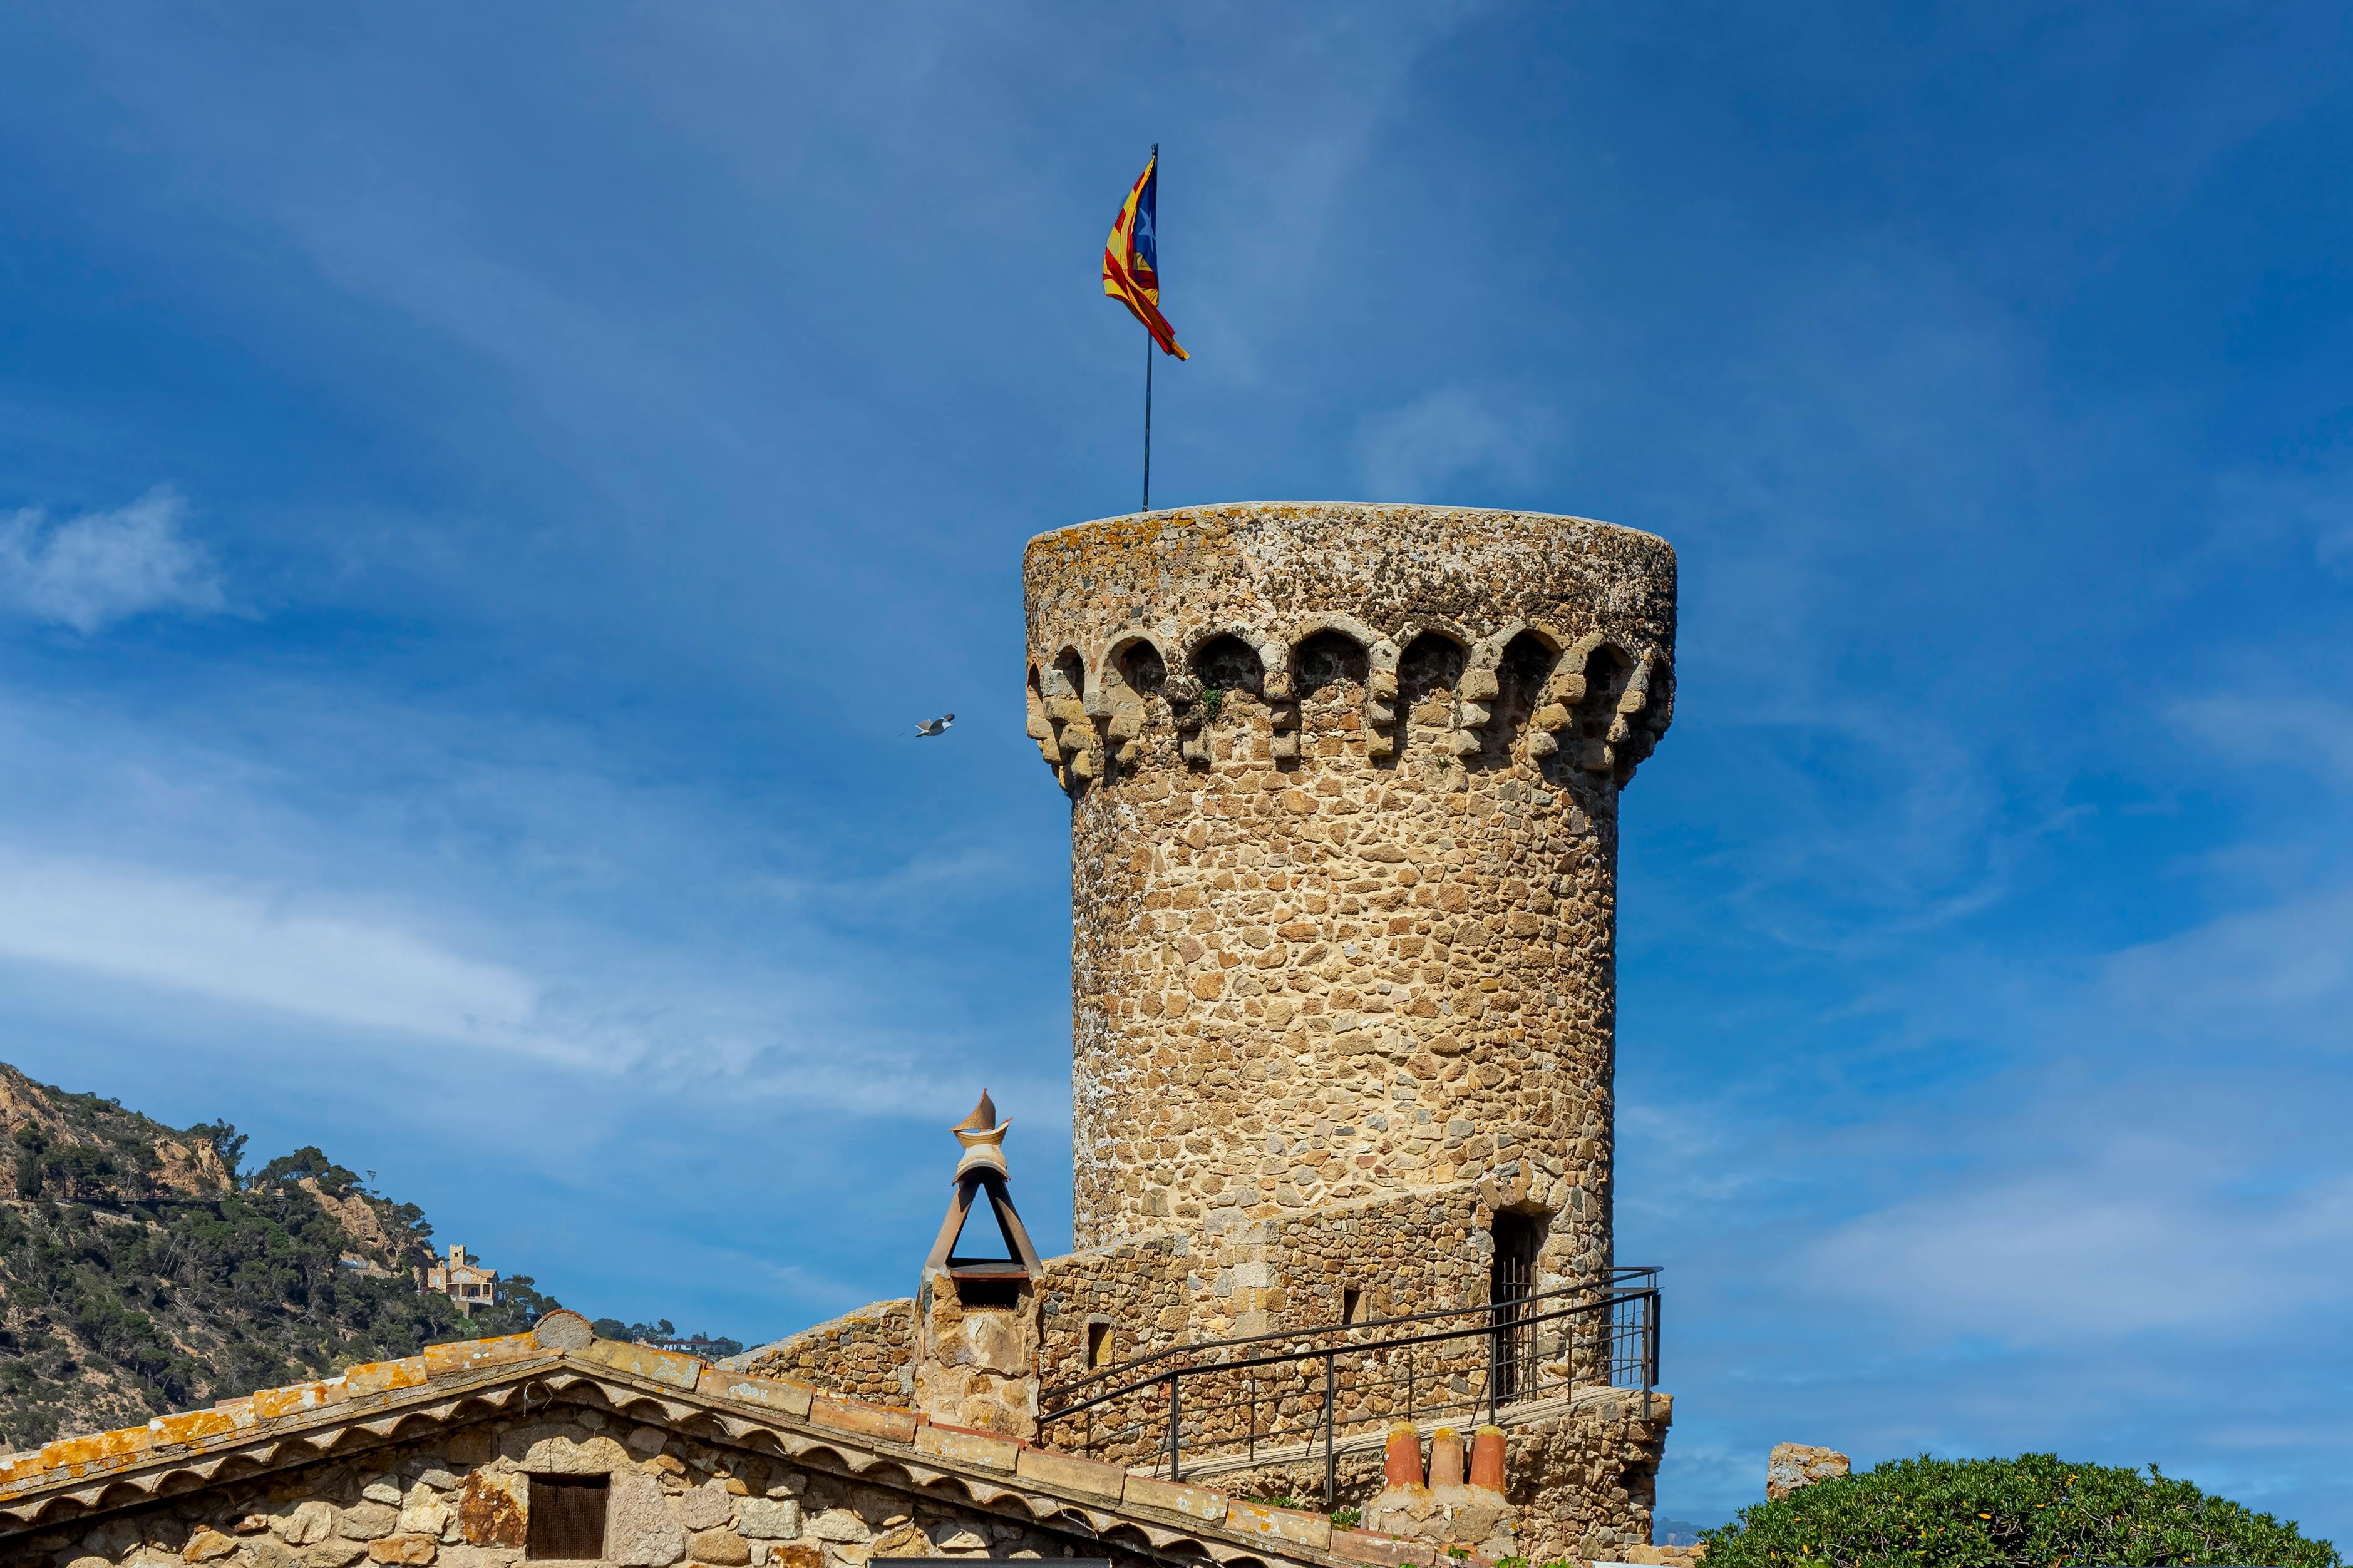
[1024, 503, 1676, 1298]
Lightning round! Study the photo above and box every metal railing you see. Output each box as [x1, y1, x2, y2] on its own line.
[1038, 1267, 1660, 1506]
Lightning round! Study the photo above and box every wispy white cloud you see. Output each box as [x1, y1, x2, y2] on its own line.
[1354, 386, 1555, 503]
[0, 488, 226, 632]
[2174, 693, 2353, 787]
[0, 848, 567, 1058]
[0, 669, 1056, 1124]
[2099, 883, 2353, 1050]
[2213, 466, 2353, 578]
[1803, 1139, 2353, 1341]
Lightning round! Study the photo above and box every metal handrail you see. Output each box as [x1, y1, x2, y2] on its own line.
[1037, 1268, 1661, 1507]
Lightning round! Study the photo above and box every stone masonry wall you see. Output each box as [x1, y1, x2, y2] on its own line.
[13, 1400, 1128, 1568]
[1037, 1184, 1491, 1385]
[1510, 1395, 1669, 1564]
[912, 1269, 1039, 1437]
[730, 1299, 915, 1403]
[1024, 503, 1677, 1301]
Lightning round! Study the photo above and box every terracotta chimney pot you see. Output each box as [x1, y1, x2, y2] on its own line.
[1384, 1423, 1426, 1489]
[1429, 1427, 1466, 1489]
[1469, 1425, 1506, 1492]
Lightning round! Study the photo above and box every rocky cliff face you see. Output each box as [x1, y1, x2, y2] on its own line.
[0, 1065, 232, 1205]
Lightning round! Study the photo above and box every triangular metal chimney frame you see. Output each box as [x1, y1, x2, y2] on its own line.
[924, 1089, 1044, 1283]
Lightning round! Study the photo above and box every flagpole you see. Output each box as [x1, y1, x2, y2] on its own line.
[1142, 141, 1158, 515]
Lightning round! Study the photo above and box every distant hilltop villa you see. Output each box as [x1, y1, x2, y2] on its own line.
[421, 1242, 498, 1315]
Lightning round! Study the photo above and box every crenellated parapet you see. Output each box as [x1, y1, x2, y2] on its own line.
[1024, 505, 1674, 796]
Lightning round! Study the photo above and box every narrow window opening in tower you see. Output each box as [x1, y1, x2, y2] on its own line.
[1490, 1210, 1545, 1404]
[1118, 640, 1166, 696]
[1341, 1286, 1363, 1325]
[1190, 634, 1264, 701]
[1087, 1320, 1115, 1368]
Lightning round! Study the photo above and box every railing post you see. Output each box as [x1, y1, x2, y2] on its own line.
[1640, 1289, 1659, 1423]
[1248, 1373, 1257, 1463]
[1167, 1372, 1182, 1483]
[1487, 1303, 1500, 1425]
[1323, 1351, 1337, 1509]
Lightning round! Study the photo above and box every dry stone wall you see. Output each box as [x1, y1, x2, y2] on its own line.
[730, 1301, 915, 1403]
[1024, 503, 1677, 1298]
[1036, 1185, 1491, 1386]
[1506, 1395, 1667, 1564]
[13, 1401, 1125, 1568]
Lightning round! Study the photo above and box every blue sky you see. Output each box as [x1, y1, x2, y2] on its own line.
[3, 1, 2349, 1541]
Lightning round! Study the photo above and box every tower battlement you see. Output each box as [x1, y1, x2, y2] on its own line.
[1024, 503, 1675, 788]
[1024, 503, 1677, 1282]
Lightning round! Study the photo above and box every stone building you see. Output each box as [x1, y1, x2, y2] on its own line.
[0, 501, 1684, 1568]
[424, 1246, 500, 1318]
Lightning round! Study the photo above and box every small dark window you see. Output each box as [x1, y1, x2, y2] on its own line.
[1341, 1288, 1363, 1325]
[1086, 1321, 1115, 1368]
[527, 1474, 609, 1560]
[957, 1278, 1022, 1311]
[1118, 640, 1167, 696]
[1575, 644, 1634, 739]
[1294, 630, 1369, 695]
[1190, 634, 1265, 699]
[1398, 632, 1467, 704]
[1496, 632, 1559, 725]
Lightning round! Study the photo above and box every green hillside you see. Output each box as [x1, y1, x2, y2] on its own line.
[0, 1062, 555, 1450]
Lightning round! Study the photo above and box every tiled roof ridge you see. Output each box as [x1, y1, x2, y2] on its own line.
[0, 1309, 1487, 1568]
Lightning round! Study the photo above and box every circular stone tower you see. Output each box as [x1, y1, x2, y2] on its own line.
[1024, 503, 1675, 1291]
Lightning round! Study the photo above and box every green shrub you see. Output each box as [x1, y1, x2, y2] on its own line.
[1699, 1454, 2339, 1568]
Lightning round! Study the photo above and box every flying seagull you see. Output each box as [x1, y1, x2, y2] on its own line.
[915, 714, 955, 737]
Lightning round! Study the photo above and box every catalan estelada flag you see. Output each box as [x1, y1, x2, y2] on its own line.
[1104, 150, 1188, 359]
